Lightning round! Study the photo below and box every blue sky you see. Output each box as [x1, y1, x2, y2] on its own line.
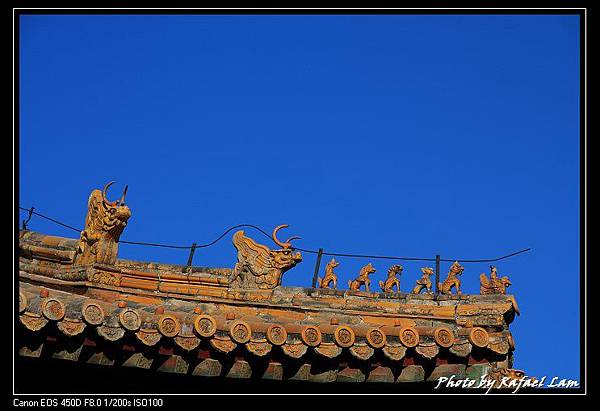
[19, 14, 581, 382]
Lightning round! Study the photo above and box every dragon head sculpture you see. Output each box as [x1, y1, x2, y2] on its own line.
[229, 224, 302, 289]
[76, 182, 131, 265]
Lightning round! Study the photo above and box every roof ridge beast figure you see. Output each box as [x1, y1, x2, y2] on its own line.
[229, 224, 302, 289]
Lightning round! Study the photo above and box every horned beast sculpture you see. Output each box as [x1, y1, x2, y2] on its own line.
[76, 181, 131, 266]
[229, 224, 302, 289]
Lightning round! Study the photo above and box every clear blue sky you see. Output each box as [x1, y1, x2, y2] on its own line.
[19, 14, 580, 382]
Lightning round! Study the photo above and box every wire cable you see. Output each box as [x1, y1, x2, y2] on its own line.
[19, 206, 81, 233]
[19, 206, 531, 263]
[293, 247, 437, 261]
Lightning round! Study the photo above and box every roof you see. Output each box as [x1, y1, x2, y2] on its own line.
[17, 183, 522, 386]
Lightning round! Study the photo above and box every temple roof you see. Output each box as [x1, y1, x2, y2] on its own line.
[17, 183, 522, 386]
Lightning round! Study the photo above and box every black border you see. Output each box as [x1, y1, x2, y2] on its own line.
[12, 2, 588, 401]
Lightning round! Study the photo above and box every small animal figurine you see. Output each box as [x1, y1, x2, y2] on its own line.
[348, 263, 376, 292]
[480, 266, 512, 295]
[439, 261, 465, 295]
[379, 264, 403, 293]
[318, 258, 339, 289]
[412, 267, 434, 294]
